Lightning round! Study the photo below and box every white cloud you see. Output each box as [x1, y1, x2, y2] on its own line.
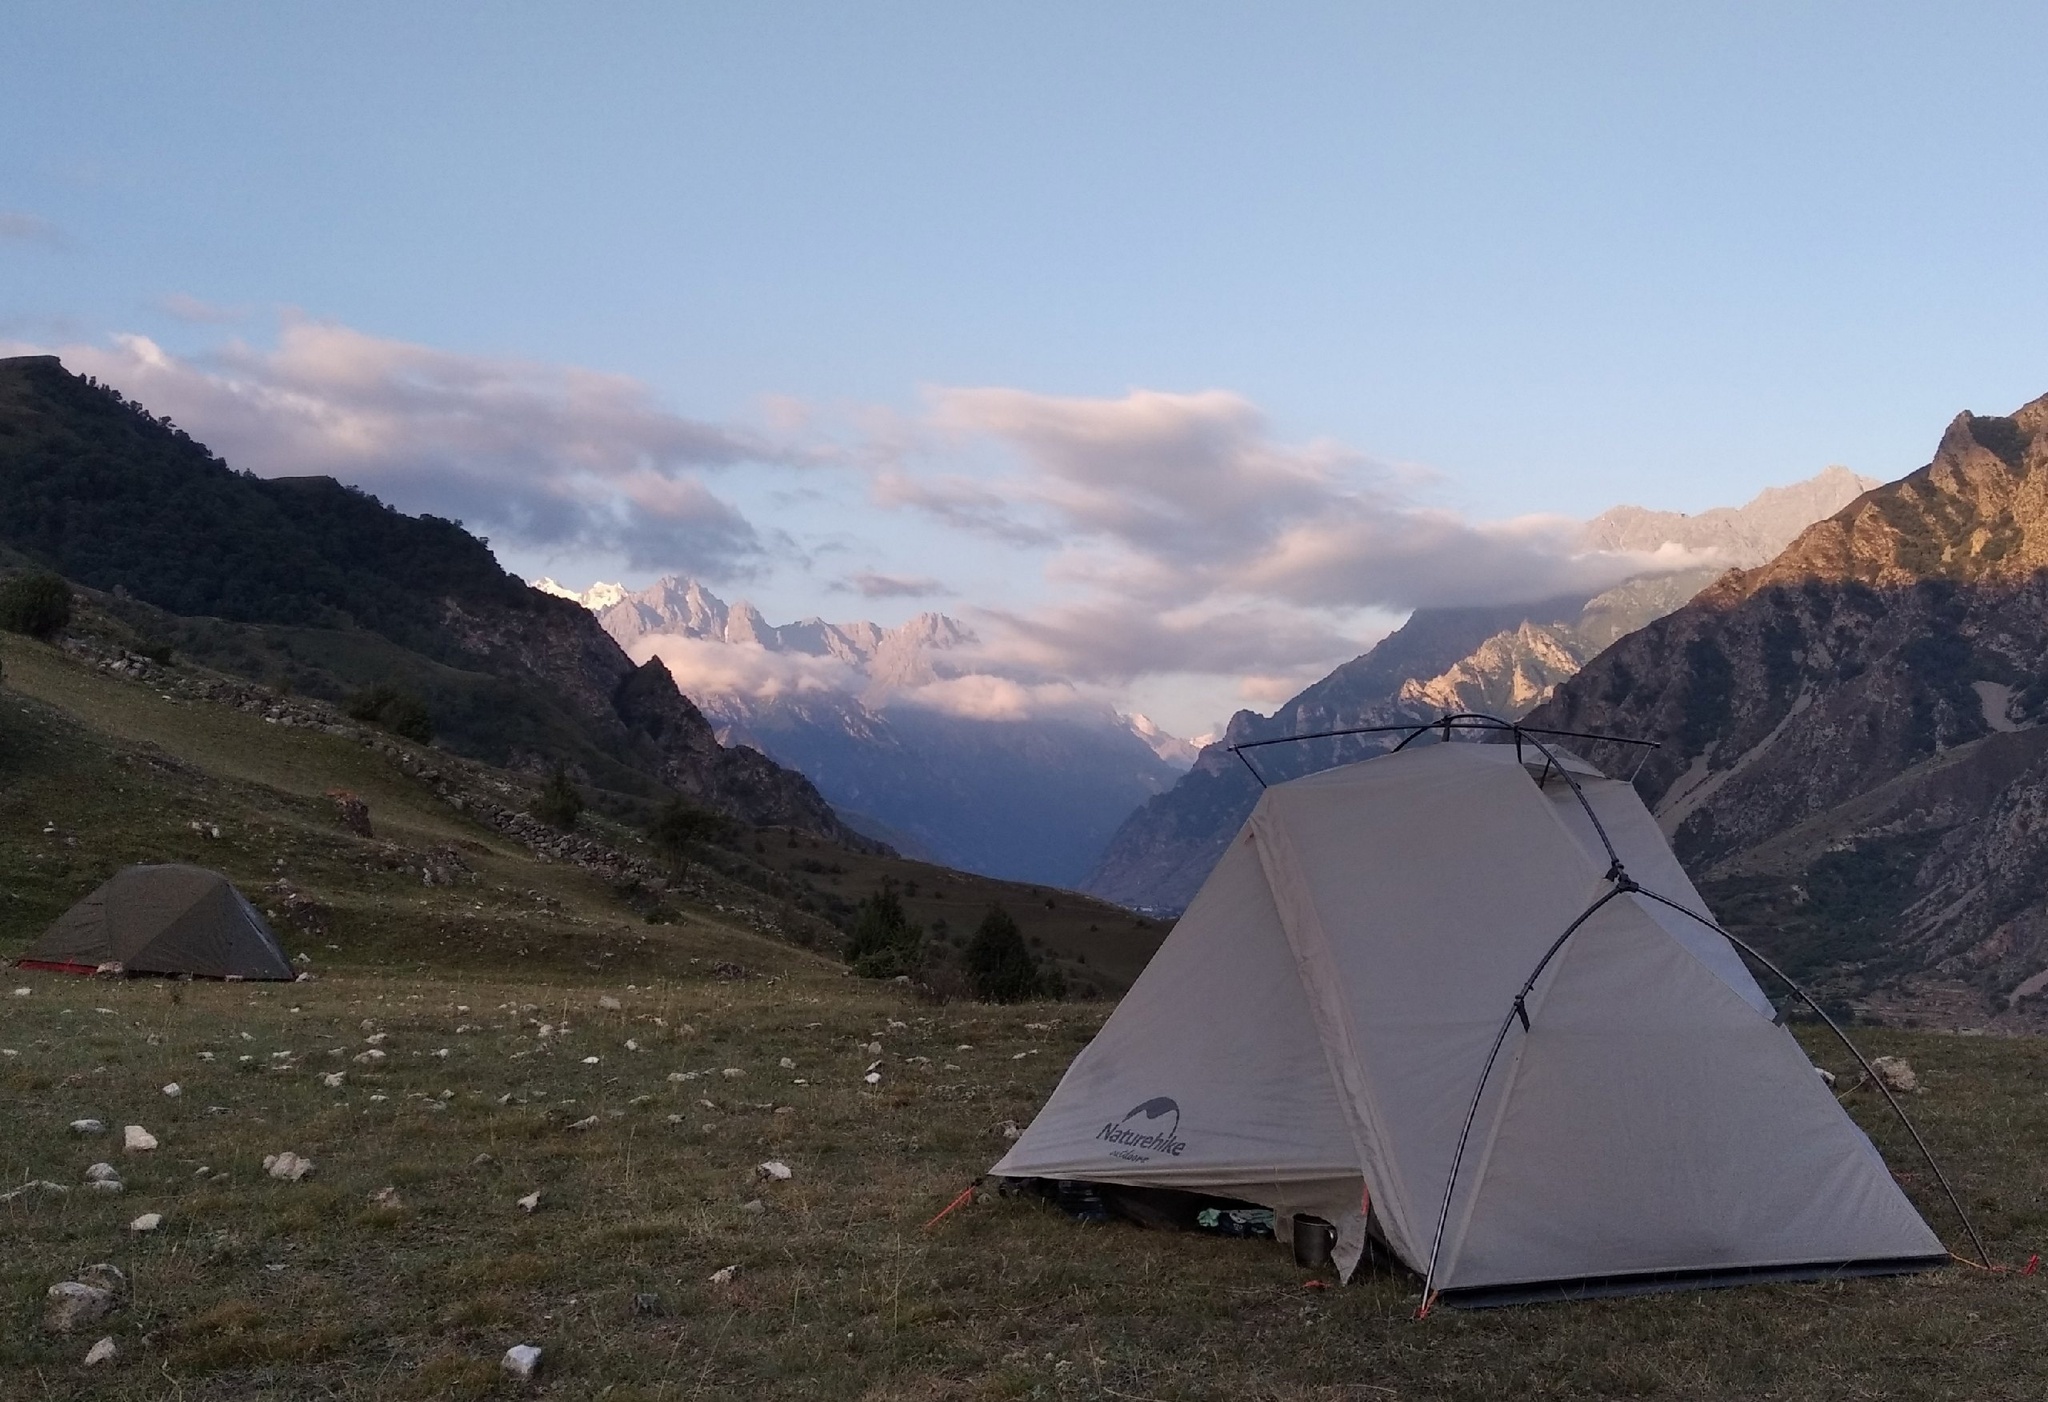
[46, 318, 775, 579]
[627, 633, 862, 703]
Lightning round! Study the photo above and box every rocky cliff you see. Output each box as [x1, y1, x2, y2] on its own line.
[1529, 395, 2048, 1024]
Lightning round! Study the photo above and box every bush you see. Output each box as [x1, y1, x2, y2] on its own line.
[966, 904, 1058, 1002]
[648, 799, 730, 861]
[345, 684, 434, 743]
[0, 571, 72, 640]
[845, 885, 924, 980]
[531, 766, 584, 831]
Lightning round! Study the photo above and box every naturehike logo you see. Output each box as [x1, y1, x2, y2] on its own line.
[1098, 1096, 1187, 1162]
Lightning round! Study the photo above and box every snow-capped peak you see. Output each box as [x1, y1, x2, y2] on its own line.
[532, 577, 627, 611]
[1119, 712, 1202, 769]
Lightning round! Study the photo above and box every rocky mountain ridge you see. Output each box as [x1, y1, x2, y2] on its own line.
[1528, 395, 2048, 1025]
[0, 354, 856, 841]
[1083, 467, 1878, 911]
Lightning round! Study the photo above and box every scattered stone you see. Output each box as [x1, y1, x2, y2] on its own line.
[85, 1177, 124, 1194]
[1815, 1067, 1837, 1087]
[1871, 1056, 1920, 1093]
[773, 1106, 795, 1117]
[865, 1041, 883, 1056]
[11, 987, 29, 998]
[598, 995, 622, 1011]
[757, 1160, 793, 1181]
[263, 1151, 316, 1182]
[779, 1057, 797, 1070]
[502, 1343, 543, 1380]
[997, 1119, 1022, 1140]
[581, 1056, 601, 1065]
[42, 1282, 114, 1333]
[517, 1191, 541, 1213]
[739, 1198, 766, 1215]
[83, 1336, 117, 1366]
[77, 1264, 125, 1295]
[161, 1083, 181, 1098]
[365, 1032, 390, 1046]
[708, 1264, 739, 1284]
[353, 1049, 387, 1066]
[0, 1180, 70, 1204]
[321, 1071, 346, 1089]
[633, 1291, 664, 1315]
[624, 1039, 640, 1052]
[472, 1153, 497, 1169]
[129, 1212, 163, 1233]
[721, 1067, 743, 1079]
[122, 1125, 157, 1153]
[569, 1115, 600, 1131]
[864, 1072, 881, 1085]
[368, 1187, 402, 1209]
[70, 1119, 105, 1136]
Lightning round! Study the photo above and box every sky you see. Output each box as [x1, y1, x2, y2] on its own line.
[5, 3, 2046, 737]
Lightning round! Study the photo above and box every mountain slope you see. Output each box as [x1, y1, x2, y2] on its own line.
[1529, 395, 2048, 1022]
[545, 576, 1188, 886]
[1084, 469, 1876, 912]
[0, 354, 853, 838]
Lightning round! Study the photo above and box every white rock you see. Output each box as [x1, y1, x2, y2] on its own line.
[353, 1049, 386, 1065]
[569, 1115, 599, 1131]
[598, 995, 622, 1011]
[739, 1198, 766, 1215]
[517, 1191, 541, 1212]
[864, 1071, 881, 1085]
[321, 1071, 346, 1089]
[708, 1264, 739, 1285]
[865, 1041, 884, 1056]
[129, 1212, 162, 1232]
[502, 1343, 543, 1380]
[581, 1056, 600, 1065]
[85, 1178, 124, 1194]
[998, 1119, 1022, 1140]
[1871, 1056, 1920, 1093]
[1815, 1067, 1837, 1087]
[368, 1186, 402, 1209]
[624, 1039, 639, 1052]
[122, 1125, 157, 1153]
[161, 1082, 181, 1098]
[778, 1057, 796, 1070]
[11, 987, 29, 997]
[83, 1336, 117, 1366]
[721, 1067, 743, 1079]
[757, 1160, 793, 1181]
[70, 1119, 105, 1135]
[42, 1282, 113, 1333]
[0, 1180, 70, 1204]
[263, 1151, 315, 1181]
[365, 1032, 390, 1046]
[84, 1162, 120, 1183]
[433, 1048, 450, 1059]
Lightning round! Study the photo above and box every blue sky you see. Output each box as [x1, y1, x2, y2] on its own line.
[5, 4, 2046, 734]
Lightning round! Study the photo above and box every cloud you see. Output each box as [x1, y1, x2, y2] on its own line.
[48, 319, 773, 578]
[890, 674, 1097, 723]
[627, 633, 862, 703]
[833, 570, 952, 599]
[0, 212, 68, 249]
[155, 293, 248, 325]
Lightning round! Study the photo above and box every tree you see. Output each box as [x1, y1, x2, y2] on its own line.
[345, 684, 434, 743]
[845, 884, 924, 980]
[966, 904, 1053, 1003]
[649, 799, 729, 873]
[0, 571, 72, 640]
[531, 766, 584, 831]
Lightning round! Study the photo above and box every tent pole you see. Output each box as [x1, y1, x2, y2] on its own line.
[1634, 889, 1991, 1269]
[1417, 883, 1630, 1310]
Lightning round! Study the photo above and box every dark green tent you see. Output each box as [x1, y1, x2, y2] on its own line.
[16, 865, 294, 980]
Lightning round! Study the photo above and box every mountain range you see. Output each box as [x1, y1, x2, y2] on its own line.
[532, 576, 1192, 885]
[1082, 467, 1878, 911]
[1528, 395, 2048, 1026]
[0, 354, 856, 841]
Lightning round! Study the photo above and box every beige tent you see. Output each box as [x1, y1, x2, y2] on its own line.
[993, 736, 1947, 1306]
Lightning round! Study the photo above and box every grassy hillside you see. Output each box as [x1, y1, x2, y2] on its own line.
[5, 628, 2048, 1399]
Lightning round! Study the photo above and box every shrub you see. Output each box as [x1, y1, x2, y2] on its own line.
[648, 799, 729, 860]
[531, 767, 584, 831]
[345, 684, 434, 743]
[966, 904, 1056, 1003]
[0, 571, 72, 640]
[845, 885, 924, 980]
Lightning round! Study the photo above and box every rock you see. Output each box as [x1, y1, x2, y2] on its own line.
[70, 1119, 106, 1135]
[757, 1160, 792, 1181]
[632, 1291, 663, 1315]
[368, 1187, 402, 1209]
[321, 1071, 346, 1089]
[472, 1153, 497, 1169]
[1871, 1056, 1920, 1093]
[263, 1152, 315, 1181]
[84, 1162, 120, 1183]
[11, 987, 29, 997]
[779, 1057, 797, 1070]
[83, 1336, 117, 1366]
[122, 1125, 157, 1153]
[0, 1180, 71, 1204]
[162, 1083, 181, 1098]
[1815, 1067, 1837, 1087]
[708, 1264, 739, 1284]
[598, 995, 622, 1011]
[129, 1212, 162, 1232]
[353, 1049, 386, 1065]
[43, 1282, 114, 1333]
[569, 1115, 599, 1131]
[580, 1056, 601, 1065]
[502, 1343, 543, 1380]
[864, 1071, 881, 1085]
[865, 1041, 884, 1056]
[721, 1067, 743, 1079]
[86, 1178, 124, 1194]
[517, 1191, 541, 1212]
[739, 1198, 766, 1215]
[998, 1119, 1022, 1140]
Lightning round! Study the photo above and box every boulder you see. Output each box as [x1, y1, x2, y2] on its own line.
[1871, 1056, 1920, 1093]
[502, 1344, 543, 1380]
[263, 1152, 315, 1181]
[43, 1282, 114, 1333]
[122, 1125, 157, 1153]
[128, 1212, 162, 1233]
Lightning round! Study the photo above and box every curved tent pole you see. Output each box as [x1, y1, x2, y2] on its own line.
[1417, 881, 1632, 1310]
[1633, 887, 1990, 1269]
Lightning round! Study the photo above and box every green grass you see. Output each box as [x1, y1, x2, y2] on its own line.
[5, 631, 2048, 1399]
